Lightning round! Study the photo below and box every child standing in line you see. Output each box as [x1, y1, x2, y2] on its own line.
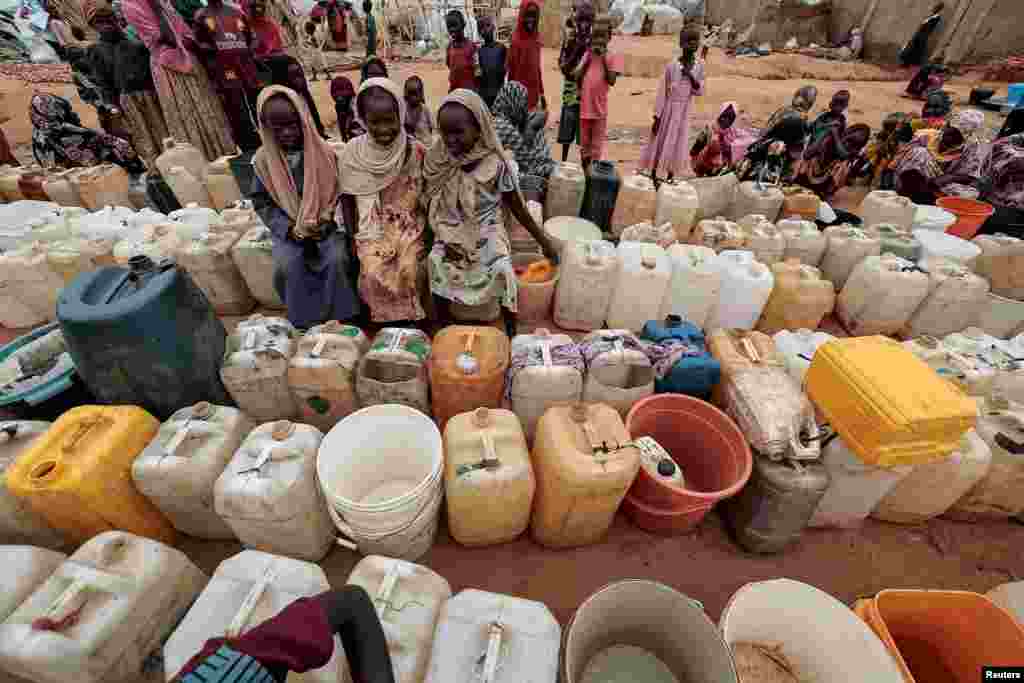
[557, 2, 593, 162]
[477, 15, 507, 110]
[363, 0, 376, 56]
[574, 14, 622, 173]
[507, 0, 545, 111]
[445, 10, 479, 92]
[639, 26, 703, 183]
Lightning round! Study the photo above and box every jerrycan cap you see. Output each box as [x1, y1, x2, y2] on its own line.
[665, 314, 683, 328]
[640, 246, 659, 269]
[474, 408, 491, 428]
[571, 402, 590, 423]
[191, 402, 214, 419]
[271, 421, 295, 440]
[657, 459, 677, 477]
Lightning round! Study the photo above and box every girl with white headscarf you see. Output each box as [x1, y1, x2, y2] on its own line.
[337, 77, 429, 323]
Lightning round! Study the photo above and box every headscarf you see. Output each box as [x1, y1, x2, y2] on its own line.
[337, 77, 408, 196]
[493, 80, 554, 177]
[716, 101, 739, 147]
[953, 108, 985, 142]
[331, 75, 355, 100]
[121, 0, 195, 72]
[253, 86, 340, 228]
[792, 85, 818, 113]
[30, 94, 75, 149]
[511, 0, 542, 48]
[494, 80, 529, 130]
[360, 56, 388, 83]
[404, 75, 431, 138]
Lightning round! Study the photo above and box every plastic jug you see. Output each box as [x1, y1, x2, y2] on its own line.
[531, 403, 640, 548]
[971, 233, 1024, 300]
[511, 253, 558, 320]
[757, 259, 835, 334]
[288, 322, 369, 432]
[507, 330, 583, 441]
[155, 138, 208, 185]
[607, 242, 671, 332]
[691, 216, 745, 253]
[806, 336, 978, 467]
[70, 164, 132, 210]
[164, 165, 212, 208]
[580, 160, 621, 234]
[175, 231, 254, 315]
[916, 227, 982, 267]
[545, 161, 586, 220]
[642, 315, 721, 398]
[56, 256, 232, 419]
[0, 242, 65, 325]
[738, 215, 785, 264]
[0, 546, 66, 622]
[112, 223, 185, 264]
[820, 225, 881, 288]
[732, 181, 784, 222]
[780, 186, 821, 222]
[346, 556, 452, 683]
[773, 329, 836, 385]
[859, 190, 916, 230]
[221, 314, 299, 422]
[170, 202, 224, 236]
[619, 220, 676, 248]
[579, 330, 654, 417]
[72, 206, 143, 243]
[869, 223, 922, 261]
[708, 328, 786, 379]
[612, 173, 657, 237]
[721, 365, 821, 460]
[132, 402, 254, 540]
[655, 180, 700, 242]
[232, 226, 284, 308]
[903, 259, 991, 339]
[690, 172, 738, 221]
[357, 328, 432, 415]
[837, 254, 931, 335]
[164, 550, 342, 683]
[659, 244, 721, 328]
[220, 206, 263, 233]
[24, 211, 72, 244]
[42, 170, 83, 207]
[430, 326, 509, 431]
[779, 217, 827, 266]
[544, 215, 602, 255]
[4, 405, 174, 545]
[873, 429, 991, 524]
[807, 436, 913, 528]
[0, 166, 26, 201]
[15, 169, 49, 202]
[0, 422, 65, 548]
[444, 408, 535, 546]
[553, 239, 618, 331]
[46, 238, 115, 284]
[722, 454, 830, 553]
[215, 420, 334, 561]
[0, 531, 207, 683]
[705, 250, 775, 331]
[941, 330, 1024, 399]
[205, 155, 243, 210]
[425, 590, 561, 683]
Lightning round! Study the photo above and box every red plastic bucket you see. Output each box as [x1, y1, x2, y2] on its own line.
[624, 394, 752, 534]
[936, 197, 994, 240]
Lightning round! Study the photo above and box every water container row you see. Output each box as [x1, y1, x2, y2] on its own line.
[903, 328, 1024, 402]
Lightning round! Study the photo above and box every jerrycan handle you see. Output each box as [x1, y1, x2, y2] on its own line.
[481, 622, 505, 683]
[62, 416, 107, 453]
[995, 432, 1024, 455]
[0, 423, 20, 440]
[571, 403, 610, 462]
[373, 561, 402, 615]
[226, 567, 279, 638]
[457, 410, 502, 476]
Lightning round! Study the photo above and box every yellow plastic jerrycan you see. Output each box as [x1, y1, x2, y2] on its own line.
[444, 408, 535, 547]
[531, 402, 640, 548]
[5, 405, 174, 545]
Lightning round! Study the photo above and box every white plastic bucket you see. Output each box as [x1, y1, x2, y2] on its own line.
[974, 292, 1024, 338]
[317, 404, 443, 561]
[720, 579, 905, 683]
[913, 205, 957, 232]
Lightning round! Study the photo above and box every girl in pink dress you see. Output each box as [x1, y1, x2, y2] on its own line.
[639, 27, 704, 183]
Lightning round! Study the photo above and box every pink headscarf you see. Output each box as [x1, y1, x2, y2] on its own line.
[716, 101, 739, 147]
[121, 0, 195, 73]
[253, 86, 341, 230]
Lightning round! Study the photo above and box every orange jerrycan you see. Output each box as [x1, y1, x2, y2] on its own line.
[5, 405, 174, 545]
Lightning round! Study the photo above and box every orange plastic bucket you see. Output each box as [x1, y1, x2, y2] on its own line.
[624, 394, 752, 534]
[854, 589, 1024, 683]
[936, 197, 994, 240]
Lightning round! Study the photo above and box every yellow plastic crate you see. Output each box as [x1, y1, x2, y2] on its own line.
[805, 336, 976, 467]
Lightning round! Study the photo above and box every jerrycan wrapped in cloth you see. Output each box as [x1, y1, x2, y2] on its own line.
[46, 238, 116, 284]
[757, 259, 835, 334]
[164, 166, 211, 208]
[232, 226, 284, 308]
[805, 336, 978, 467]
[779, 217, 827, 266]
[708, 328, 786, 393]
[170, 203, 224, 236]
[531, 403, 640, 548]
[214, 421, 334, 561]
[288, 322, 369, 433]
[739, 214, 785, 264]
[721, 366, 821, 461]
[690, 172, 738, 221]
[163, 550, 342, 683]
[444, 408, 535, 546]
[619, 220, 676, 248]
[0, 546, 66, 622]
[345, 556, 452, 683]
[43, 170, 83, 207]
[357, 328, 432, 415]
[554, 239, 618, 331]
[971, 233, 1024, 300]
[71, 164, 132, 210]
[4, 406, 175, 545]
[507, 330, 584, 441]
[612, 173, 658, 237]
[773, 329, 836, 385]
[221, 314, 299, 422]
[425, 590, 561, 683]
[691, 216, 744, 252]
[430, 326, 509, 431]
[156, 138, 207, 184]
[579, 330, 655, 417]
[820, 225, 881, 289]
[205, 155, 243, 210]
[705, 250, 775, 331]
[220, 206, 263, 234]
[859, 189, 916, 231]
[655, 180, 700, 242]
[131, 402, 254, 540]
[0, 422, 65, 548]
[903, 258, 990, 339]
[780, 186, 821, 221]
[175, 231, 255, 315]
[836, 254, 930, 336]
[869, 223, 922, 261]
[607, 242, 671, 332]
[732, 181, 784, 222]
[659, 244, 721, 328]
[808, 437, 913, 528]
[642, 315, 720, 398]
[0, 531, 207, 683]
[0, 242, 65, 324]
[545, 161, 586, 220]
[112, 223, 185, 264]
